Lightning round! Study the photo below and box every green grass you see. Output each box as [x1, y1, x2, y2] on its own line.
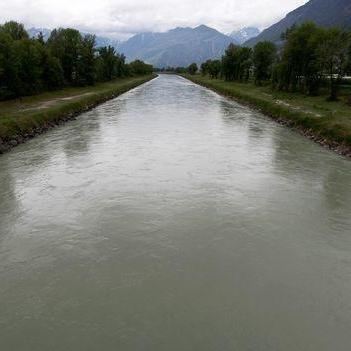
[0, 75, 155, 148]
[183, 74, 351, 153]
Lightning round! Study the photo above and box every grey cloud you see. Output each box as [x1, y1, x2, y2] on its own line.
[0, 0, 308, 39]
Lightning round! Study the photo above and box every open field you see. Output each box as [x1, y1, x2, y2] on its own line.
[183, 74, 351, 157]
[0, 75, 156, 152]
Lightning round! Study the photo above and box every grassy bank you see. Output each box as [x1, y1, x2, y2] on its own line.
[0, 75, 156, 153]
[183, 74, 351, 157]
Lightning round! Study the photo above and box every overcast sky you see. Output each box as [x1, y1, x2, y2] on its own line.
[0, 0, 308, 40]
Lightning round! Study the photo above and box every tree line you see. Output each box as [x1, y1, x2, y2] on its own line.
[187, 22, 351, 101]
[0, 21, 153, 101]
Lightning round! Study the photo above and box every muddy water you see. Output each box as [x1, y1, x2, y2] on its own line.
[0, 75, 351, 350]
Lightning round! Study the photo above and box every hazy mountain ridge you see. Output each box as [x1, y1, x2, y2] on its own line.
[27, 27, 51, 40]
[229, 27, 260, 44]
[245, 0, 351, 47]
[27, 27, 120, 50]
[27, 25, 237, 67]
[119, 25, 236, 68]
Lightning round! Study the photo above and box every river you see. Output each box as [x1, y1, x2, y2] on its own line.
[1, 74, 351, 350]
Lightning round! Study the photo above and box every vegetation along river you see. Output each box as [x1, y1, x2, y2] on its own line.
[0, 74, 351, 350]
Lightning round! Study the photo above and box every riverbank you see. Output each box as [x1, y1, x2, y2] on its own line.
[0, 75, 156, 153]
[182, 74, 351, 157]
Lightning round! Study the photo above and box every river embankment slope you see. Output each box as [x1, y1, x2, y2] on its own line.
[0, 75, 156, 153]
[182, 74, 351, 158]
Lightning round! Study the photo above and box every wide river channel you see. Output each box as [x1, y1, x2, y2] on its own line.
[1, 75, 351, 350]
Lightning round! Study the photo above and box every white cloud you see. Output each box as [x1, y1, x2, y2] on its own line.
[0, 0, 308, 39]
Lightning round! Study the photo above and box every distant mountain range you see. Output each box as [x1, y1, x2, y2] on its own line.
[27, 25, 249, 68]
[26, 25, 258, 67]
[27, 27, 51, 41]
[245, 0, 351, 47]
[118, 25, 235, 68]
[27, 27, 120, 50]
[23, 0, 351, 67]
[229, 27, 260, 45]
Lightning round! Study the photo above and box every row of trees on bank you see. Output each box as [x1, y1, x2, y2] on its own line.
[190, 22, 351, 101]
[0, 21, 153, 101]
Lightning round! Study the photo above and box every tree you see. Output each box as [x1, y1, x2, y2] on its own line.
[221, 44, 252, 82]
[276, 22, 323, 94]
[77, 34, 96, 85]
[114, 53, 127, 77]
[187, 63, 198, 75]
[175, 67, 187, 74]
[237, 47, 252, 82]
[0, 32, 20, 99]
[41, 52, 65, 90]
[201, 59, 221, 79]
[317, 28, 351, 100]
[253, 41, 277, 85]
[96, 46, 117, 81]
[208, 60, 221, 79]
[0, 21, 28, 40]
[14, 38, 44, 95]
[37, 31, 45, 45]
[129, 60, 153, 75]
[47, 28, 82, 85]
[347, 44, 351, 105]
[0, 20, 152, 101]
[221, 43, 239, 81]
[201, 61, 210, 76]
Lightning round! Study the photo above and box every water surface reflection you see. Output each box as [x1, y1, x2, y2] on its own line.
[0, 75, 351, 351]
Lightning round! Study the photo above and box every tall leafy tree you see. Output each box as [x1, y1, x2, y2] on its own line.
[237, 47, 252, 82]
[208, 60, 221, 79]
[221, 43, 239, 81]
[222, 44, 252, 82]
[47, 28, 82, 85]
[77, 34, 96, 85]
[201, 61, 209, 76]
[14, 38, 44, 95]
[200, 60, 221, 78]
[41, 51, 65, 90]
[277, 22, 323, 94]
[317, 28, 351, 100]
[96, 46, 118, 81]
[0, 20, 152, 101]
[0, 32, 20, 99]
[187, 63, 198, 75]
[253, 41, 277, 85]
[129, 60, 153, 75]
[0, 21, 28, 40]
